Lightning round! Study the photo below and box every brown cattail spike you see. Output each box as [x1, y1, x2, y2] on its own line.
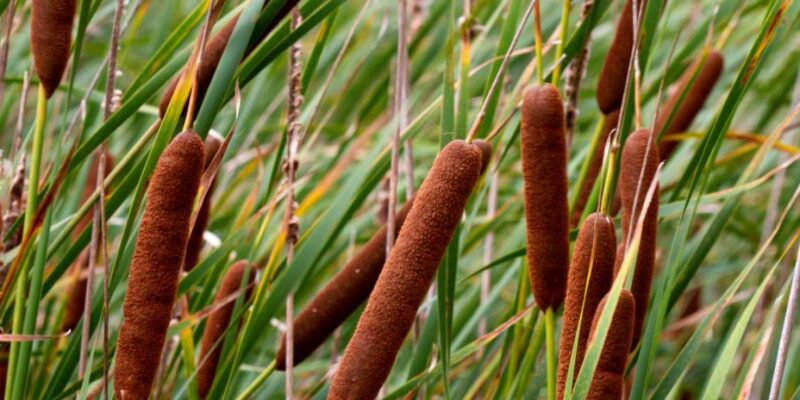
[275, 198, 415, 371]
[159, 0, 299, 117]
[619, 128, 659, 348]
[655, 51, 724, 160]
[197, 261, 256, 398]
[114, 131, 205, 399]
[586, 290, 636, 400]
[31, 0, 77, 98]
[473, 139, 493, 175]
[596, 0, 647, 114]
[557, 212, 617, 400]
[184, 135, 223, 271]
[571, 110, 620, 227]
[328, 140, 483, 399]
[520, 84, 570, 311]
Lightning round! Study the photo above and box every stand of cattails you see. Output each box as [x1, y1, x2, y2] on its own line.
[557, 213, 617, 399]
[114, 132, 205, 399]
[197, 261, 256, 399]
[328, 140, 484, 399]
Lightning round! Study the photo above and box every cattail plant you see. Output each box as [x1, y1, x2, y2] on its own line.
[520, 84, 570, 311]
[571, 110, 620, 227]
[654, 51, 724, 160]
[557, 212, 617, 400]
[275, 199, 414, 370]
[30, 0, 77, 98]
[197, 260, 256, 399]
[114, 131, 205, 399]
[618, 128, 659, 348]
[328, 140, 484, 399]
[184, 135, 223, 271]
[159, 0, 299, 116]
[62, 151, 115, 332]
[585, 290, 636, 400]
[596, 0, 646, 114]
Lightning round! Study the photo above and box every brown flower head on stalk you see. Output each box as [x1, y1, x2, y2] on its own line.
[596, 0, 647, 114]
[30, 0, 77, 98]
[586, 290, 636, 400]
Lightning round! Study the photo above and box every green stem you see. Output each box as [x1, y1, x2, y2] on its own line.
[552, 0, 570, 84]
[545, 308, 557, 400]
[236, 361, 276, 400]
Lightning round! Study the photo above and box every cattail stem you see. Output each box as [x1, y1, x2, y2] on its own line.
[235, 361, 276, 400]
[768, 243, 800, 400]
[545, 308, 556, 400]
[533, 0, 544, 85]
[552, 0, 570, 84]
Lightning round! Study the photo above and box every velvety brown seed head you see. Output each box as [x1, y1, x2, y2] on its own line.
[596, 0, 646, 114]
[655, 51, 724, 160]
[197, 261, 256, 399]
[619, 129, 659, 347]
[114, 131, 205, 400]
[474, 139, 493, 175]
[184, 135, 223, 271]
[275, 199, 415, 371]
[571, 110, 620, 228]
[520, 84, 570, 311]
[328, 140, 482, 400]
[557, 212, 617, 400]
[31, 0, 77, 98]
[586, 290, 636, 400]
[159, 0, 299, 117]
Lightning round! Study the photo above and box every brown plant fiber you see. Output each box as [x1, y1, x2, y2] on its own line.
[158, 0, 299, 116]
[328, 140, 483, 400]
[520, 84, 570, 311]
[596, 0, 646, 114]
[586, 290, 636, 400]
[619, 129, 659, 348]
[275, 198, 415, 371]
[197, 261, 256, 399]
[655, 51, 724, 160]
[557, 212, 617, 400]
[31, 0, 77, 98]
[114, 131, 205, 399]
[184, 135, 223, 271]
[63, 151, 115, 332]
[571, 110, 620, 227]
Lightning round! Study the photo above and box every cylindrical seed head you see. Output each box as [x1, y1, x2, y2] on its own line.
[596, 0, 647, 114]
[31, 0, 77, 98]
[586, 290, 636, 400]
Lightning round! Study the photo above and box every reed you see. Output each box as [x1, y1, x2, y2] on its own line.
[30, 0, 77, 98]
[655, 51, 724, 160]
[328, 140, 483, 399]
[184, 135, 223, 271]
[586, 290, 636, 400]
[618, 128, 659, 347]
[596, 0, 645, 114]
[113, 131, 205, 399]
[197, 261, 256, 399]
[520, 84, 570, 311]
[275, 198, 414, 370]
[557, 212, 617, 400]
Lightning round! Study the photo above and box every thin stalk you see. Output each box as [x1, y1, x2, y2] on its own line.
[545, 308, 556, 400]
[236, 361, 276, 400]
[533, 0, 543, 85]
[552, 0, 570, 84]
[768, 244, 800, 400]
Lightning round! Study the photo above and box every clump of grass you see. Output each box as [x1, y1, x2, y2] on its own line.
[557, 212, 617, 400]
[520, 84, 570, 311]
[275, 198, 414, 371]
[30, 0, 76, 98]
[596, 0, 645, 114]
[586, 289, 636, 400]
[184, 134, 222, 272]
[655, 50, 724, 160]
[114, 131, 205, 399]
[328, 140, 484, 399]
[197, 260, 256, 399]
[618, 128, 659, 347]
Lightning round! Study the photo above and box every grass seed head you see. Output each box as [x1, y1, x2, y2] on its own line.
[586, 289, 636, 400]
[184, 135, 223, 271]
[114, 131, 205, 399]
[520, 84, 570, 311]
[328, 140, 483, 400]
[31, 0, 77, 98]
[596, 0, 646, 114]
[619, 129, 659, 347]
[275, 198, 415, 371]
[197, 260, 256, 399]
[557, 212, 617, 400]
